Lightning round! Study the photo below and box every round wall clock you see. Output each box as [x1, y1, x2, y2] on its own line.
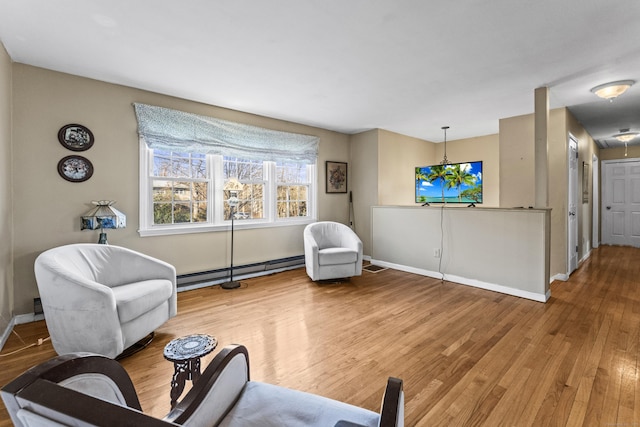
[58, 124, 94, 151]
[57, 155, 94, 182]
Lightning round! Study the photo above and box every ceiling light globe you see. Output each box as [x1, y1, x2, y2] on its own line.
[613, 132, 639, 143]
[591, 80, 635, 100]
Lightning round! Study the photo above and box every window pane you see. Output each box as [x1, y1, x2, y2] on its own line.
[193, 182, 208, 201]
[174, 203, 191, 223]
[277, 186, 287, 201]
[192, 158, 207, 178]
[250, 163, 264, 180]
[288, 203, 299, 217]
[153, 157, 172, 177]
[153, 180, 172, 201]
[276, 185, 309, 218]
[174, 182, 192, 201]
[193, 202, 207, 222]
[298, 186, 308, 200]
[277, 163, 307, 183]
[172, 158, 191, 177]
[251, 200, 264, 219]
[154, 203, 173, 224]
[223, 161, 237, 179]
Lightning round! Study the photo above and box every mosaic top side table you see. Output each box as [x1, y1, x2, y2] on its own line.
[163, 334, 217, 408]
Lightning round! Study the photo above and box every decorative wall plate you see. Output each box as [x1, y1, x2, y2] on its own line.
[57, 155, 94, 182]
[58, 124, 94, 151]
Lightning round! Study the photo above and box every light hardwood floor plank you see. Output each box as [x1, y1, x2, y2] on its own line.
[1, 245, 640, 426]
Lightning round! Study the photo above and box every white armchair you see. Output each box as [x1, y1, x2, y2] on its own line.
[34, 243, 177, 359]
[304, 221, 363, 281]
[1, 345, 404, 427]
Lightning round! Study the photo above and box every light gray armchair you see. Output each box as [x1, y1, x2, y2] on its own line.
[34, 243, 177, 359]
[1, 345, 404, 427]
[304, 221, 363, 281]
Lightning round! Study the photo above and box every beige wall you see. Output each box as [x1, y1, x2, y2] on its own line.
[499, 114, 536, 208]
[349, 129, 379, 256]
[433, 134, 500, 207]
[351, 129, 500, 255]
[0, 43, 12, 334]
[378, 129, 435, 206]
[3, 62, 607, 318]
[11, 64, 350, 315]
[598, 146, 640, 161]
[500, 109, 568, 278]
[547, 108, 569, 278]
[499, 107, 598, 281]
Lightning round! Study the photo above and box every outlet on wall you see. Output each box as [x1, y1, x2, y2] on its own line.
[434, 248, 441, 258]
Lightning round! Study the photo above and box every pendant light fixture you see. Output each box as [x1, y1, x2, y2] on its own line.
[440, 126, 450, 166]
[613, 129, 639, 143]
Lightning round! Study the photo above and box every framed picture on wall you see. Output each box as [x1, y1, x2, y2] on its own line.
[58, 124, 94, 151]
[326, 161, 347, 193]
[57, 155, 94, 182]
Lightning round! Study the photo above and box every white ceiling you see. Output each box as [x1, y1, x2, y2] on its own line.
[1, 0, 639, 147]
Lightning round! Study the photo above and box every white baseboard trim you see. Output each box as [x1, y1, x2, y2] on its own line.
[551, 273, 569, 282]
[370, 259, 549, 303]
[15, 313, 45, 324]
[0, 316, 16, 351]
[579, 249, 592, 266]
[0, 313, 45, 352]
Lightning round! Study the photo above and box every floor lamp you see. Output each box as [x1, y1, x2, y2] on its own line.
[222, 179, 243, 289]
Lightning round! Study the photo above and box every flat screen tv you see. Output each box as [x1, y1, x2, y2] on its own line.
[415, 161, 483, 205]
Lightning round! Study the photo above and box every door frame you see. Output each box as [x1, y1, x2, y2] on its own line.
[601, 157, 640, 247]
[592, 154, 599, 248]
[567, 134, 578, 276]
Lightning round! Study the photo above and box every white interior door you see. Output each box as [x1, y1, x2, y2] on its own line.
[568, 136, 578, 275]
[602, 158, 640, 247]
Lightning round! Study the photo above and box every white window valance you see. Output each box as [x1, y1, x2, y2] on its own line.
[133, 103, 319, 164]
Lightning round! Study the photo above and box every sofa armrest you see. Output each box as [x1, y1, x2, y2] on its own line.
[165, 344, 250, 426]
[379, 377, 404, 427]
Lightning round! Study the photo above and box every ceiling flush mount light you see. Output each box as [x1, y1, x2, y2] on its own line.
[590, 80, 635, 101]
[613, 129, 640, 143]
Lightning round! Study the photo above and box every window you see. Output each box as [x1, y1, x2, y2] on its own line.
[140, 146, 316, 236]
[152, 151, 208, 224]
[223, 157, 265, 220]
[134, 103, 319, 236]
[276, 162, 310, 219]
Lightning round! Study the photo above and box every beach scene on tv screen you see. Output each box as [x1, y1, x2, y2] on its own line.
[415, 161, 483, 204]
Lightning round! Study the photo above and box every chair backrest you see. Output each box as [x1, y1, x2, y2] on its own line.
[166, 345, 250, 427]
[1, 347, 251, 427]
[35, 243, 170, 288]
[1, 352, 150, 427]
[306, 221, 356, 249]
[379, 377, 404, 427]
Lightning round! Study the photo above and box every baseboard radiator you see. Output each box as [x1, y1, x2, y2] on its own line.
[177, 255, 305, 291]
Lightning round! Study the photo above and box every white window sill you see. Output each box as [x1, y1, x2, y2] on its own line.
[138, 217, 315, 237]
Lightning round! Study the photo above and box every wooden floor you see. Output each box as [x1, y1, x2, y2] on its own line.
[1, 245, 640, 426]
